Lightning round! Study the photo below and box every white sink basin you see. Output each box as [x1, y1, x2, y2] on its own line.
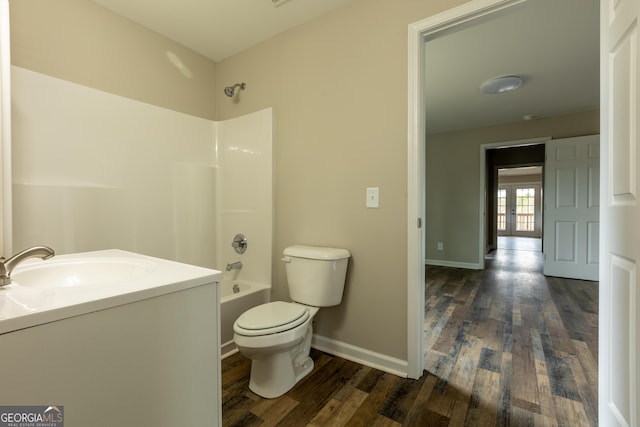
[0, 287, 55, 318]
[0, 249, 221, 334]
[12, 257, 155, 288]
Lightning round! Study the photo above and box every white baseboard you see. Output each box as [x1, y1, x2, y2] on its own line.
[425, 258, 483, 270]
[221, 340, 238, 360]
[312, 334, 408, 378]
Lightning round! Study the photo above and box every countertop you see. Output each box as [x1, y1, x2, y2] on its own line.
[0, 249, 222, 334]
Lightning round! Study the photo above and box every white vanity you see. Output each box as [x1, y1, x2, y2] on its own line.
[0, 249, 222, 427]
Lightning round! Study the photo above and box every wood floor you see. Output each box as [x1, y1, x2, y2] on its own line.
[222, 238, 598, 426]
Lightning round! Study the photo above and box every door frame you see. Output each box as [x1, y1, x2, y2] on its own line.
[478, 137, 548, 267]
[0, 0, 11, 255]
[407, 0, 528, 379]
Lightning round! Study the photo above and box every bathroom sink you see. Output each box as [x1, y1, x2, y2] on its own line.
[0, 249, 221, 336]
[11, 257, 155, 288]
[0, 285, 55, 319]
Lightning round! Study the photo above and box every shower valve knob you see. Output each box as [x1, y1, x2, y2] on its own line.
[232, 234, 247, 254]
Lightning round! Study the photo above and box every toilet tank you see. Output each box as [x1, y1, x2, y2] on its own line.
[282, 245, 350, 307]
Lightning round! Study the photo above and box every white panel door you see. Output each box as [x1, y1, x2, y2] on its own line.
[600, 0, 640, 425]
[543, 135, 600, 281]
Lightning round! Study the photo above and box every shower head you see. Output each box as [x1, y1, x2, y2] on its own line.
[224, 82, 246, 97]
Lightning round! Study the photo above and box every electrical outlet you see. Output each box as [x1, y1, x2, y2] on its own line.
[437, 242, 443, 251]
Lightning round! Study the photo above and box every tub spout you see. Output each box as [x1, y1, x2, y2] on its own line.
[0, 245, 55, 286]
[226, 261, 243, 271]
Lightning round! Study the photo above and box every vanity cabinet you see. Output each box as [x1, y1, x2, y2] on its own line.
[0, 251, 222, 426]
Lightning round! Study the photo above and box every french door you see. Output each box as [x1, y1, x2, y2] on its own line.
[497, 184, 542, 238]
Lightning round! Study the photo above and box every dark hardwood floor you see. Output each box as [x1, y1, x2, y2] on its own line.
[222, 238, 598, 426]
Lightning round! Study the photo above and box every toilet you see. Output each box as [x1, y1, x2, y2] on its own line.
[233, 245, 350, 398]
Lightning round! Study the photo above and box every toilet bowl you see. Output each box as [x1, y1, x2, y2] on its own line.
[233, 301, 319, 398]
[233, 245, 350, 398]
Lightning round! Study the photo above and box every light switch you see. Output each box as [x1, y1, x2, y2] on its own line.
[366, 187, 379, 208]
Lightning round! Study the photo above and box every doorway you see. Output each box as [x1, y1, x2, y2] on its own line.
[407, 0, 598, 380]
[484, 143, 546, 256]
[407, 0, 539, 379]
[497, 167, 543, 239]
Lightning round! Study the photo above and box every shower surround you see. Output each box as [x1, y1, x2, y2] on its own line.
[10, 66, 272, 287]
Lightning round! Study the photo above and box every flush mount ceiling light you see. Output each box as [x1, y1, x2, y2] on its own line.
[480, 76, 524, 94]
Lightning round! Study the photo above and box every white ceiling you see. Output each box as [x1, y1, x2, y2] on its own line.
[91, 0, 599, 134]
[425, 0, 600, 134]
[92, 0, 354, 62]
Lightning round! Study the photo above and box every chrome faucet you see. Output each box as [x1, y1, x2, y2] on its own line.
[0, 245, 55, 286]
[225, 261, 243, 271]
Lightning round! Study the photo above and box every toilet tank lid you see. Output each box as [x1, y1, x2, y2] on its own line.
[284, 245, 350, 260]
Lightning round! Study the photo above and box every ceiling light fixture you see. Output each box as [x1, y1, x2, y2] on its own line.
[480, 76, 524, 94]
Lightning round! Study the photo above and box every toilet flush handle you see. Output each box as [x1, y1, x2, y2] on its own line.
[281, 256, 292, 263]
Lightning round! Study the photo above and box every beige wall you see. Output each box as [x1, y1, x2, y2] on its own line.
[215, 0, 469, 360]
[10, 0, 216, 119]
[425, 110, 600, 265]
[12, 0, 576, 363]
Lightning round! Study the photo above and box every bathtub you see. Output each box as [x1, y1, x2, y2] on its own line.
[220, 279, 271, 358]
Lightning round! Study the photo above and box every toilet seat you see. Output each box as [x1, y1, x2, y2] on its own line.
[234, 301, 310, 336]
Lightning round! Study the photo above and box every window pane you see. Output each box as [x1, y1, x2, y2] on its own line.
[497, 189, 506, 231]
[515, 187, 535, 231]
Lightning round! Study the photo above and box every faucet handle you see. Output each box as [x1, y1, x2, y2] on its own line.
[231, 234, 247, 254]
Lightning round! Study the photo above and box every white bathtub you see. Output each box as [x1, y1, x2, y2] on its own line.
[220, 279, 271, 358]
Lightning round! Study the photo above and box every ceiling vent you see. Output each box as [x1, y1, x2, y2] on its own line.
[272, 0, 292, 6]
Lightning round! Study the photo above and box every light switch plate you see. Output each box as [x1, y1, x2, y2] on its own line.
[366, 187, 379, 208]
